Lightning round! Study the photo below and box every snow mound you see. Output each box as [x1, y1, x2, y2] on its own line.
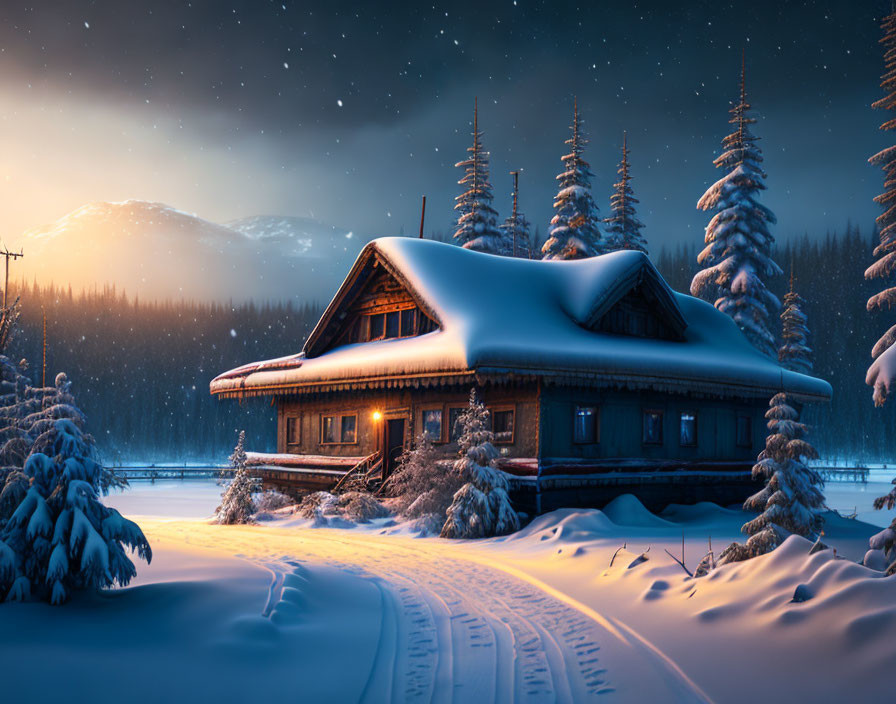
[661, 501, 745, 523]
[601, 494, 674, 528]
[510, 508, 616, 543]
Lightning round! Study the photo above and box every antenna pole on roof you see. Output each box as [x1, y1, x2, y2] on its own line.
[510, 170, 520, 258]
[419, 195, 426, 239]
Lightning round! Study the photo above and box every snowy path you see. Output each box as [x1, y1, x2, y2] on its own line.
[155, 522, 712, 703]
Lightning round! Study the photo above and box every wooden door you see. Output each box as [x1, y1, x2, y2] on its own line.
[383, 418, 405, 478]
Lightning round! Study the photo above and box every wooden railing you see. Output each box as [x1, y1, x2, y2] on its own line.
[331, 451, 382, 493]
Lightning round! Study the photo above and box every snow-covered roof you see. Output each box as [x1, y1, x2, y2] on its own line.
[210, 237, 832, 402]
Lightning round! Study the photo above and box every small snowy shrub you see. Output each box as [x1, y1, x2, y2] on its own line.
[719, 393, 824, 565]
[337, 491, 390, 523]
[296, 491, 338, 522]
[215, 431, 257, 525]
[390, 431, 462, 526]
[254, 490, 294, 514]
[441, 389, 519, 539]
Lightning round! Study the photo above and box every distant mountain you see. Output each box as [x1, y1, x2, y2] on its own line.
[12, 201, 370, 302]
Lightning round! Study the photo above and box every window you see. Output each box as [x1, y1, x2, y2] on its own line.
[400, 309, 416, 337]
[492, 409, 515, 444]
[422, 408, 443, 442]
[679, 412, 697, 447]
[286, 416, 301, 446]
[736, 415, 752, 448]
[369, 313, 385, 340]
[385, 310, 400, 338]
[643, 410, 664, 445]
[448, 407, 465, 442]
[574, 406, 599, 444]
[321, 414, 359, 444]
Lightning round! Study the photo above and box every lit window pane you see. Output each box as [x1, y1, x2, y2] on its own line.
[680, 412, 696, 446]
[401, 309, 416, 337]
[322, 416, 338, 443]
[493, 410, 514, 443]
[449, 408, 464, 442]
[369, 314, 384, 339]
[341, 415, 357, 443]
[574, 406, 597, 443]
[422, 409, 442, 441]
[385, 311, 400, 338]
[287, 417, 300, 445]
[643, 411, 663, 444]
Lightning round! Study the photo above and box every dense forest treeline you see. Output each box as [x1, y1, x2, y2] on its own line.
[7, 285, 322, 462]
[656, 224, 895, 461]
[3, 224, 893, 462]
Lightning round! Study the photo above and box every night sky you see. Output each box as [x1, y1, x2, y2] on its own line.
[0, 1, 890, 250]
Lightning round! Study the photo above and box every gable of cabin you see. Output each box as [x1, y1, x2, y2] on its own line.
[304, 254, 440, 358]
[593, 282, 683, 340]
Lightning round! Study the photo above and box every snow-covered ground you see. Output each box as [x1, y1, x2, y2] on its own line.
[1, 480, 892, 703]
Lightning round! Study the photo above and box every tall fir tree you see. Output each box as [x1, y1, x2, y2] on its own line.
[453, 99, 510, 255]
[604, 133, 647, 254]
[500, 171, 532, 258]
[779, 270, 813, 375]
[866, 5, 896, 406]
[542, 98, 604, 260]
[691, 55, 781, 358]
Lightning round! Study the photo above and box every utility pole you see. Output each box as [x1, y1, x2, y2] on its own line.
[0, 247, 24, 309]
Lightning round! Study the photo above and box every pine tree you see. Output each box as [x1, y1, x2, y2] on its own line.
[0, 373, 151, 604]
[215, 430, 256, 525]
[542, 98, 604, 260]
[604, 133, 647, 254]
[866, 5, 896, 406]
[453, 99, 510, 255]
[691, 55, 781, 357]
[718, 392, 824, 565]
[779, 271, 813, 375]
[441, 389, 519, 539]
[500, 170, 532, 258]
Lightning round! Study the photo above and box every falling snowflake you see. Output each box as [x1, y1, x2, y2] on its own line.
[230, 329, 237, 338]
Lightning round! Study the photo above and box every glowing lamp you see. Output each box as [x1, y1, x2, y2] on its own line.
[372, 411, 382, 422]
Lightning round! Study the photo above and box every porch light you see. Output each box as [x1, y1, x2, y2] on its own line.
[372, 411, 382, 422]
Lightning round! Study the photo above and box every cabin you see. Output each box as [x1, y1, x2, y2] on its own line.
[210, 237, 832, 513]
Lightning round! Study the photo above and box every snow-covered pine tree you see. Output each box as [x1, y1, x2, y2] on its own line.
[0, 373, 151, 604]
[691, 55, 782, 358]
[718, 392, 824, 564]
[390, 430, 460, 521]
[441, 389, 519, 539]
[453, 99, 510, 255]
[778, 271, 813, 375]
[866, 6, 896, 406]
[500, 170, 532, 258]
[603, 133, 647, 254]
[542, 97, 604, 260]
[215, 430, 256, 525]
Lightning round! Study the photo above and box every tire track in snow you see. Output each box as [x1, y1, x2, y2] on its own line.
[182, 526, 709, 703]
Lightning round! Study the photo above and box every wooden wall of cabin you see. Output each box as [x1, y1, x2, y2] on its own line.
[537, 386, 768, 464]
[274, 384, 539, 460]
